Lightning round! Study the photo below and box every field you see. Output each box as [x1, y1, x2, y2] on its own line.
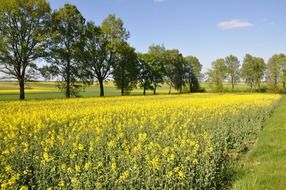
[0, 81, 257, 100]
[0, 81, 179, 100]
[0, 93, 280, 189]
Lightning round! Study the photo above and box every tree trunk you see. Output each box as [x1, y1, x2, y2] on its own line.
[153, 84, 157, 95]
[283, 82, 286, 90]
[121, 64, 125, 96]
[179, 85, 182, 94]
[231, 77, 234, 91]
[66, 60, 71, 98]
[168, 84, 171, 94]
[19, 79, 25, 100]
[143, 84, 146, 95]
[99, 79, 104, 97]
[274, 78, 277, 89]
[121, 87, 124, 96]
[189, 78, 192, 93]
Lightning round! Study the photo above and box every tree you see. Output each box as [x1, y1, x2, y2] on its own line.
[185, 56, 202, 92]
[45, 4, 85, 98]
[266, 54, 286, 90]
[80, 22, 109, 97]
[0, 0, 51, 100]
[93, 14, 130, 96]
[241, 54, 266, 92]
[147, 45, 166, 94]
[225, 55, 240, 91]
[112, 43, 139, 96]
[163, 49, 185, 94]
[137, 53, 154, 95]
[281, 61, 286, 90]
[173, 54, 186, 93]
[207, 58, 226, 91]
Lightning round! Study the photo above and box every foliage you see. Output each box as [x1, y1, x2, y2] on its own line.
[162, 49, 186, 93]
[44, 4, 86, 98]
[184, 56, 202, 92]
[207, 58, 226, 91]
[0, 94, 280, 189]
[137, 53, 154, 95]
[266, 54, 286, 91]
[112, 43, 139, 95]
[241, 54, 266, 92]
[225, 55, 240, 91]
[147, 45, 166, 94]
[0, 0, 51, 100]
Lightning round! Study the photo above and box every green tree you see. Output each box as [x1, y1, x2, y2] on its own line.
[266, 54, 286, 90]
[163, 49, 185, 93]
[162, 50, 174, 94]
[241, 54, 266, 92]
[45, 4, 85, 98]
[185, 56, 202, 92]
[148, 45, 165, 94]
[281, 63, 286, 90]
[98, 14, 130, 96]
[137, 53, 154, 95]
[0, 0, 51, 100]
[207, 58, 226, 91]
[112, 43, 139, 96]
[225, 55, 240, 91]
[80, 22, 109, 97]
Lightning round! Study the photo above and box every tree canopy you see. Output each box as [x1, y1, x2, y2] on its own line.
[0, 0, 51, 100]
[241, 54, 266, 92]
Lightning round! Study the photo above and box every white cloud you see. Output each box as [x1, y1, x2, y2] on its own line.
[218, 19, 253, 30]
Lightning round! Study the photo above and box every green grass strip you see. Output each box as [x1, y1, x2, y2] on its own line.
[232, 95, 286, 190]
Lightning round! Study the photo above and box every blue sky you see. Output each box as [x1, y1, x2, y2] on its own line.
[48, 0, 286, 70]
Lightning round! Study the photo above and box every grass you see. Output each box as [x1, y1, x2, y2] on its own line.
[0, 81, 187, 100]
[0, 81, 257, 100]
[232, 95, 286, 190]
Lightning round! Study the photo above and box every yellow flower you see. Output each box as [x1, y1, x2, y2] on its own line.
[108, 140, 115, 150]
[78, 143, 84, 151]
[60, 163, 66, 171]
[193, 159, 199, 165]
[97, 161, 103, 167]
[43, 152, 52, 162]
[5, 165, 12, 173]
[119, 170, 129, 181]
[167, 154, 175, 163]
[75, 164, 81, 173]
[67, 167, 73, 174]
[138, 133, 147, 142]
[178, 170, 185, 178]
[58, 180, 65, 187]
[149, 157, 160, 170]
[71, 177, 79, 186]
[0, 93, 280, 188]
[84, 161, 91, 171]
[19, 186, 29, 190]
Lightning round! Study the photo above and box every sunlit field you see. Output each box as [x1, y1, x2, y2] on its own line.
[0, 81, 180, 100]
[0, 81, 261, 101]
[0, 94, 280, 189]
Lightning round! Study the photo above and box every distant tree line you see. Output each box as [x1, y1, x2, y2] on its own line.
[207, 54, 286, 93]
[0, 0, 285, 100]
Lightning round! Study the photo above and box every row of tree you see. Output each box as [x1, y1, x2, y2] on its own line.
[207, 54, 286, 92]
[1, 1, 285, 100]
[0, 0, 202, 100]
